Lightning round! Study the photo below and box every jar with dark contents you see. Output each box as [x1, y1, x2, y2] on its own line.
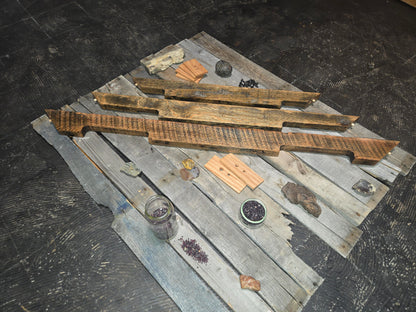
[240, 199, 267, 228]
[145, 195, 178, 240]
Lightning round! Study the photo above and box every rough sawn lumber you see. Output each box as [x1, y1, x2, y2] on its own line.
[45, 109, 398, 165]
[133, 77, 320, 108]
[93, 91, 358, 131]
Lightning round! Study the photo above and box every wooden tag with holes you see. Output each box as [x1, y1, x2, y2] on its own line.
[204, 155, 246, 193]
[220, 154, 264, 190]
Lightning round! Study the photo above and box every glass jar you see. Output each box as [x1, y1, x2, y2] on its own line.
[240, 199, 267, 228]
[144, 195, 178, 240]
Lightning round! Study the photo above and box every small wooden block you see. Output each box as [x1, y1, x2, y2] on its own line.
[140, 45, 184, 75]
[175, 71, 194, 82]
[204, 155, 246, 193]
[176, 64, 195, 78]
[220, 154, 264, 190]
[183, 59, 208, 78]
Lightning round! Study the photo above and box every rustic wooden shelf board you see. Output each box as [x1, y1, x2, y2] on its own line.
[45, 109, 398, 166]
[93, 91, 358, 131]
[32, 33, 416, 312]
[133, 77, 320, 108]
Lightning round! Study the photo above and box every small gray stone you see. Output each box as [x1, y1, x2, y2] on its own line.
[215, 60, 233, 78]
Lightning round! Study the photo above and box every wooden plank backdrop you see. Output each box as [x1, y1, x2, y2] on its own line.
[32, 32, 416, 312]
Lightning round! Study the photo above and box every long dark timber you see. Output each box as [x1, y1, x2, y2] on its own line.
[45, 110, 399, 165]
[133, 77, 320, 108]
[93, 91, 358, 131]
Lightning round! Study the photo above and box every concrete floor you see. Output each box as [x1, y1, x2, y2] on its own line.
[1, 1, 415, 311]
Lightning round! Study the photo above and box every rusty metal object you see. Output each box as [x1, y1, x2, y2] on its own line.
[282, 182, 321, 217]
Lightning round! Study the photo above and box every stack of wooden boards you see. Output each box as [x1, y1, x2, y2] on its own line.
[175, 59, 208, 83]
[33, 33, 416, 312]
[49, 77, 399, 165]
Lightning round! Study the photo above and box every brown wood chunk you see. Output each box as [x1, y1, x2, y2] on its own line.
[282, 182, 321, 217]
[204, 155, 246, 193]
[220, 153, 263, 190]
[239, 275, 261, 292]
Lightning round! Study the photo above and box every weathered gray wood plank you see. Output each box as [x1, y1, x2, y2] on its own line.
[78, 82, 311, 311]
[189, 32, 415, 181]
[103, 76, 324, 294]
[73, 129, 274, 312]
[83, 74, 360, 258]
[31, 114, 229, 312]
[172, 40, 388, 211]
[107, 74, 360, 259]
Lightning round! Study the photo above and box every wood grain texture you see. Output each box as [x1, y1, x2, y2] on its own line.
[45, 109, 399, 165]
[93, 91, 358, 131]
[133, 77, 320, 108]
[220, 153, 264, 190]
[204, 155, 246, 193]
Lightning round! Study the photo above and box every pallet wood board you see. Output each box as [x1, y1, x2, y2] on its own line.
[46, 109, 398, 166]
[93, 91, 359, 131]
[133, 77, 320, 108]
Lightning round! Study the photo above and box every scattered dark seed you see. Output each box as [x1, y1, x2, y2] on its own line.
[152, 207, 168, 218]
[180, 237, 209, 264]
[239, 78, 259, 88]
[242, 200, 265, 221]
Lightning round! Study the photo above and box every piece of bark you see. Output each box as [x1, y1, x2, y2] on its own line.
[140, 45, 184, 75]
[239, 275, 261, 292]
[282, 182, 322, 217]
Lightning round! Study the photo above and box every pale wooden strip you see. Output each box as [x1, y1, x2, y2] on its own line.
[91, 75, 323, 295]
[78, 82, 307, 311]
[221, 153, 264, 190]
[31, 114, 229, 312]
[171, 39, 386, 217]
[189, 32, 415, 179]
[73, 128, 274, 312]
[205, 155, 246, 193]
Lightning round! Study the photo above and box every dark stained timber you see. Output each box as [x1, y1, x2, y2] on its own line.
[45, 110, 399, 165]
